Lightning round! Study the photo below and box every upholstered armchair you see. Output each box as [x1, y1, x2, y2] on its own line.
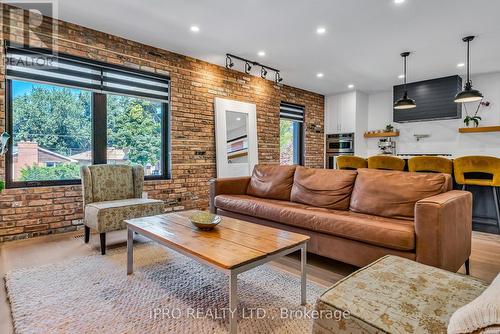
[80, 165, 164, 254]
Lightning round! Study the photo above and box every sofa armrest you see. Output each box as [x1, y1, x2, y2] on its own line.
[208, 177, 251, 213]
[415, 190, 472, 272]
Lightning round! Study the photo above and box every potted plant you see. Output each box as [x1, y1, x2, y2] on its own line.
[385, 124, 394, 132]
[464, 101, 490, 127]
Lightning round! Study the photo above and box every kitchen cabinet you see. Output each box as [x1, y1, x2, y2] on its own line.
[325, 91, 356, 134]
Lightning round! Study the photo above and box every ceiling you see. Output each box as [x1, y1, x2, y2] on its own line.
[56, 0, 500, 95]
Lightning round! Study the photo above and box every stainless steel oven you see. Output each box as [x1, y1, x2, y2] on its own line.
[326, 133, 355, 169]
[326, 133, 354, 154]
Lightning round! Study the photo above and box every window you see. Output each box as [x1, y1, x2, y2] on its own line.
[279, 102, 304, 165]
[106, 95, 163, 176]
[5, 44, 170, 187]
[10, 80, 92, 183]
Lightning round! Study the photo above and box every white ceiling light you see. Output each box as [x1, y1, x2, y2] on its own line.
[236, 117, 241, 121]
[457, 63, 465, 68]
[316, 27, 326, 35]
[190, 25, 200, 33]
[394, 0, 405, 4]
[316, 73, 324, 78]
[398, 74, 405, 79]
[348, 84, 355, 89]
[257, 51, 266, 57]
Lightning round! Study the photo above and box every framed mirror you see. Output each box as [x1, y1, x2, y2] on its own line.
[214, 98, 258, 178]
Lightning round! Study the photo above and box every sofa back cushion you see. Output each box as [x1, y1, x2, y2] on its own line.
[290, 167, 357, 210]
[246, 165, 297, 201]
[350, 168, 452, 220]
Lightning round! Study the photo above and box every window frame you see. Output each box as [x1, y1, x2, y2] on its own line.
[5, 73, 171, 189]
[279, 102, 305, 166]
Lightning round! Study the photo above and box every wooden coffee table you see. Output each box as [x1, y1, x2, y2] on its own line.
[125, 210, 310, 334]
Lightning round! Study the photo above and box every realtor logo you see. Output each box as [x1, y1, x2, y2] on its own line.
[1, 1, 59, 53]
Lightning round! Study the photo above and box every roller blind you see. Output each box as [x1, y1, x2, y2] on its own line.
[280, 102, 304, 122]
[5, 44, 169, 102]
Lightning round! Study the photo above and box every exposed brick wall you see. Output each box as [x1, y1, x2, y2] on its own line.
[0, 5, 324, 242]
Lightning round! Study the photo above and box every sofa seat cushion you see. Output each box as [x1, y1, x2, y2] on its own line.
[85, 198, 164, 233]
[290, 167, 357, 210]
[312, 255, 487, 334]
[215, 194, 415, 251]
[246, 165, 297, 201]
[350, 168, 453, 220]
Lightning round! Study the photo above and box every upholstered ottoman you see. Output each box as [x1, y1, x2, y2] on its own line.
[312, 256, 488, 334]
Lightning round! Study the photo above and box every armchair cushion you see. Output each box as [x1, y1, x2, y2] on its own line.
[89, 165, 135, 202]
[84, 198, 164, 233]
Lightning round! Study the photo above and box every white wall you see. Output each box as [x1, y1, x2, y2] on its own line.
[366, 72, 500, 157]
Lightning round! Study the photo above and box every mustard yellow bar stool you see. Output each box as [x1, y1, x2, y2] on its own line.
[336, 156, 367, 170]
[367, 155, 405, 171]
[408, 156, 453, 174]
[454, 156, 500, 236]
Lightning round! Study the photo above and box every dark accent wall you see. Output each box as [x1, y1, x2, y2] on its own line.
[394, 75, 462, 123]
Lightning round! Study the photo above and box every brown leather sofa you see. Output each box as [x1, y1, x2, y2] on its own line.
[209, 165, 472, 272]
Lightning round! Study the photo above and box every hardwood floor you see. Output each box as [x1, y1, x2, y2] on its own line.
[0, 230, 499, 333]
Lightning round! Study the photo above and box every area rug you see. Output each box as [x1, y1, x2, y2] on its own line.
[5, 242, 325, 333]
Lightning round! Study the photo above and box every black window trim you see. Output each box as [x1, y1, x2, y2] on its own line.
[4, 46, 171, 189]
[279, 101, 305, 166]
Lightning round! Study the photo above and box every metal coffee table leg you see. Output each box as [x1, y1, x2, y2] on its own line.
[301, 243, 307, 305]
[127, 228, 134, 275]
[229, 271, 238, 333]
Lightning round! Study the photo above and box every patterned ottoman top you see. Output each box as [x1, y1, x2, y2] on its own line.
[317, 256, 488, 334]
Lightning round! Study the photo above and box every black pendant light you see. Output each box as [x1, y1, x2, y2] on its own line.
[454, 36, 483, 103]
[394, 52, 416, 110]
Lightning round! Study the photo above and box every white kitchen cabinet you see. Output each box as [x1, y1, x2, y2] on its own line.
[325, 91, 356, 134]
[324, 91, 369, 157]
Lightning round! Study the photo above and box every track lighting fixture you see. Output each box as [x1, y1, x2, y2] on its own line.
[226, 53, 282, 83]
[275, 72, 283, 84]
[225, 55, 234, 69]
[245, 62, 252, 74]
[261, 67, 268, 78]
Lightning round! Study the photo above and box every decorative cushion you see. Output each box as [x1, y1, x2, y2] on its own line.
[246, 165, 297, 201]
[89, 165, 135, 202]
[350, 168, 452, 220]
[290, 167, 357, 210]
[84, 198, 164, 233]
[312, 255, 487, 334]
[448, 273, 500, 334]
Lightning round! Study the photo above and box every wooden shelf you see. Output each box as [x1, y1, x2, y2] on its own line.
[459, 126, 500, 133]
[364, 131, 400, 138]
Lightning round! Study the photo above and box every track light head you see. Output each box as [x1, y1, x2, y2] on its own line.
[261, 67, 268, 78]
[245, 62, 252, 74]
[275, 72, 283, 84]
[225, 55, 234, 69]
